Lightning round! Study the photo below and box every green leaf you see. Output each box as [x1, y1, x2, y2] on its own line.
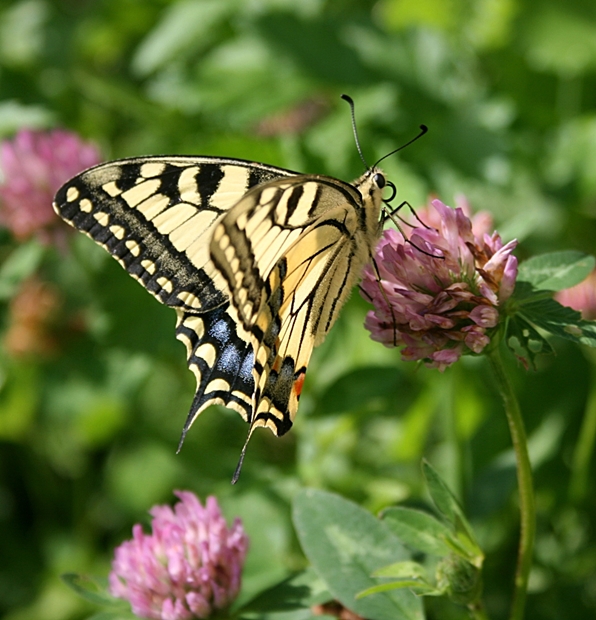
[0, 100, 54, 135]
[523, 6, 596, 76]
[357, 579, 440, 599]
[372, 561, 428, 580]
[517, 251, 595, 291]
[381, 507, 454, 557]
[132, 0, 235, 76]
[239, 569, 331, 614]
[519, 298, 596, 348]
[422, 461, 483, 566]
[0, 241, 45, 300]
[0, 362, 39, 440]
[293, 489, 423, 620]
[256, 13, 371, 85]
[506, 314, 554, 369]
[60, 574, 123, 608]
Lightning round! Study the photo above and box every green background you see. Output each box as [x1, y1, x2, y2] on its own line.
[1, 0, 596, 618]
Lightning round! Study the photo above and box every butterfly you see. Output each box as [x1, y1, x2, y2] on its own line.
[53, 97, 425, 481]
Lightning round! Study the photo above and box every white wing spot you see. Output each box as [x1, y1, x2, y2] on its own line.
[94, 212, 110, 226]
[236, 212, 248, 229]
[188, 362, 202, 386]
[217, 230, 230, 249]
[178, 166, 201, 205]
[224, 244, 236, 262]
[176, 331, 193, 356]
[79, 198, 93, 213]
[66, 186, 79, 202]
[177, 291, 202, 309]
[141, 259, 156, 275]
[156, 276, 173, 293]
[125, 240, 141, 256]
[232, 389, 252, 406]
[110, 225, 126, 239]
[182, 315, 205, 339]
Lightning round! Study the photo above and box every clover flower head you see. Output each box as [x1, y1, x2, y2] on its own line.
[109, 491, 249, 620]
[0, 129, 101, 243]
[361, 198, 518, 371]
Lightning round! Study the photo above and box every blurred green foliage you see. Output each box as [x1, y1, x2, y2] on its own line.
[1, 0, 596, 618]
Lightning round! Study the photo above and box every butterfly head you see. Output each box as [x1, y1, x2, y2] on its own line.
[353, 166, 397, 208]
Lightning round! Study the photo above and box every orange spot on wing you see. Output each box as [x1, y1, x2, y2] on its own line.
[293, 372, 306, 399]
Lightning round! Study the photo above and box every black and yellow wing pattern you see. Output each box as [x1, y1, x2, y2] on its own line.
[54, 154, 386, 476]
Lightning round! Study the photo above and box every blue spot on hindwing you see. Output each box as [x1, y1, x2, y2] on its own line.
[218, 343, 241, 373]
[239, 350, 254, 382]
[209, 317, 230, 343]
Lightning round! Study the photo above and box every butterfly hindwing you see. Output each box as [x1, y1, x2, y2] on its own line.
[175, 306, 255, 440]
[209, 175, 380, 435]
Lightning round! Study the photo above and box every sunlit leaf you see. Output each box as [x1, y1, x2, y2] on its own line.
[293, 489, 423, 620]
[517, 251, 595, 291]
[381, 507, 454, 557]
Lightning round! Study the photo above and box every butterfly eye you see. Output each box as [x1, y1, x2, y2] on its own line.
[373, 172, 386, 189]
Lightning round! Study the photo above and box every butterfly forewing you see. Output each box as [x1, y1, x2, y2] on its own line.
[54, 156, 296, 312]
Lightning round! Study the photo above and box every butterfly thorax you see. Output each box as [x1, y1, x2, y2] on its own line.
[351, 167, 385, 242]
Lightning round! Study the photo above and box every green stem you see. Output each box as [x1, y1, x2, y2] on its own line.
[487, 348, 535, 620]
[569, 364, 596, 502]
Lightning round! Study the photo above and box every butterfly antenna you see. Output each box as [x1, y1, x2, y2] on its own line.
[373, 125, 428, 168]
[341, 94, 369, 169]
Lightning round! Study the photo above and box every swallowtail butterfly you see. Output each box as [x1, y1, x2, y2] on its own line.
[53, 97, 425, 481]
